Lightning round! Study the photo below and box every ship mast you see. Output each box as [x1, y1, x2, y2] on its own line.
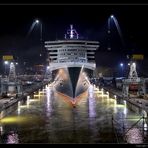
[65, 24, 79, 39]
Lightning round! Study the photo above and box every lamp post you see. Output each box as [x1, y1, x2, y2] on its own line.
[40, 22, 42, 43]
[40, 22, 43, 56]
[4, 61, 9, 75]
[35, 19, 43, 57]
[107, 15, 114, 51]
[27, 19, 42, 46]
[15, 62, 18, 75]
[120, 63, 124, 77]
[35, 19, 42, 40]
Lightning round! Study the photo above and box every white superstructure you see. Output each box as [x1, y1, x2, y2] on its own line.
[45, 25, 99, 71]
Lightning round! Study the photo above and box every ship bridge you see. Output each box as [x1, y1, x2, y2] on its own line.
[45, 25, 99, 71]
[45, 39, 99, 71]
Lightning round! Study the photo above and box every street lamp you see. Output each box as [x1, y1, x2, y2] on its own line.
[120, 63, 123, 67]
[4, 61, 9, 65]
[108, 15, 114, 32]
[107, 14, 115, 50]
[35, 19, 43, 58]
[110, 15, 114, 18]
[47, 66, 50, 70]
[35, 19, 39, 24]
[35, 19, 42, 43]
[4, 61, 9, 75]
[26, 19, 42, 41]
[26, 19, 43, 59]
[120, 63, 124, 77]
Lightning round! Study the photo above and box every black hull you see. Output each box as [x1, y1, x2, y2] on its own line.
[52, 67, 92, 99]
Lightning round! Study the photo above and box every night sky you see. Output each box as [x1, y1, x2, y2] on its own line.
[0, 4, 148, 73]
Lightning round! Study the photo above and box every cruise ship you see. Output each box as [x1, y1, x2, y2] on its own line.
[45, 25, 99, 102]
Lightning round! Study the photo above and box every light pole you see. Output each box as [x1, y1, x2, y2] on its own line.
[15, 62, 18, 75]
[35, 19, 43, 57]
[120, 63, 124, 77]
[107, 15, 114, 51]
[108, 15, 114, 32]
[40, 21, 42, 43]
[4, 61, 9, 75]
[35, 19, 42, 42]
[27, 19, 42, 42]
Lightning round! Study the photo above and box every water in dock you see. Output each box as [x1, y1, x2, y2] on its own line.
[0, 85, 146, 144]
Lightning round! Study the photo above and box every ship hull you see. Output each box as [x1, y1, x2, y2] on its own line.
[52, 67, 92, 99]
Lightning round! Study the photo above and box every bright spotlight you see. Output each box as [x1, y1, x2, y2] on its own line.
[120, 63, 123, 67]
[133, 62, 136, 65]
[111, 15, 114, 18]
[47, 66, 50, 70]
[35, 19, 39, 24]
[4, 61, 9, 65]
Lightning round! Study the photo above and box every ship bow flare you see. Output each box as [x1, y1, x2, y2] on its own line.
[68, 67, 81, 98]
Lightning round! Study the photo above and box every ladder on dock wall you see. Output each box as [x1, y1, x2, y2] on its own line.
[112, 114, 148, 144]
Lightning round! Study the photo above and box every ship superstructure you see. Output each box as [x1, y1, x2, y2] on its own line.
[45, 25, 99, 99]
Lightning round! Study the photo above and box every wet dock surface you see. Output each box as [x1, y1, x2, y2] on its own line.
[0, 86, 146, 144]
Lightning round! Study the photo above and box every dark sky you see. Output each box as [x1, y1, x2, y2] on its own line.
[0, 4, 148, 69]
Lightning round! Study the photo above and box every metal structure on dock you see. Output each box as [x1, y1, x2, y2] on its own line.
[1, 62, 22, 97]
[122, 62, 146, 98]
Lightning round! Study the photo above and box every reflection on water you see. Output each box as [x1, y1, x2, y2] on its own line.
[6, 131, 19, 144]
[125, 128, 143, 144]
[0, 85, 146, 143]
[46, 87, 53, 117]
[88, 97, 96, 118]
